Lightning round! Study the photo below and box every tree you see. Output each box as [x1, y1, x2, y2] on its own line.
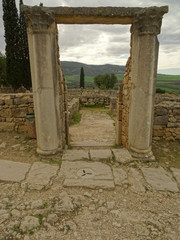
[19, 0, 32, 89]
[94, 73, 117, 89]
[80, 67, 85, 88]
[0, 52, 8, 86]
[2, 0, 22, 89]
[2, 0, 32, 90]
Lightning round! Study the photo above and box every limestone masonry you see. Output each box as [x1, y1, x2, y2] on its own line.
[14, 5, 169, 157]
[0, 91, 179, 141]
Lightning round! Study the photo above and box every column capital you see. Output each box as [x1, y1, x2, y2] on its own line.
[25, 6, 55, 33]
[132, 6, 168, 35]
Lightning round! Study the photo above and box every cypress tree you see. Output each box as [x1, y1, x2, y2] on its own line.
[80, 67, 85, 88]
[2, 0, 22, 89]
[19, 0, 32, 89]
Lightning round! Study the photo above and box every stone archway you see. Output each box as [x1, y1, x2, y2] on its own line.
[22, 5, 168, 158]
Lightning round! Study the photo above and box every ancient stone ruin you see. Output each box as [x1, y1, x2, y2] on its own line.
[21, 5, 168, 158]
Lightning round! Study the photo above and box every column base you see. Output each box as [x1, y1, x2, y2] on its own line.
[129, 146, 155, 160]
[37, 147, 62, 156]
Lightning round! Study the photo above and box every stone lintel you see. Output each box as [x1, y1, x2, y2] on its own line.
[22, 5, 168, 25]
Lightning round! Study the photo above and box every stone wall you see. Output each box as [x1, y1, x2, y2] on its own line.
[119, 27, 132, 148]
[0, 93, 33, 132]
[0, 93, 79, 134]
[67, 89, 117, 106]
[0, 92, 180, 141]
[153, 95, 180, 141]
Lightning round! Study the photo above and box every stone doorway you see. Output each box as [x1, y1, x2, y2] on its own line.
[22, 5, 168, 159]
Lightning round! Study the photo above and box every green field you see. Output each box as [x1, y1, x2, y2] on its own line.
[65, 74, 180, 93]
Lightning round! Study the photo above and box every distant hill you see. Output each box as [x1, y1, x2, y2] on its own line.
[61, 61, 125, 76]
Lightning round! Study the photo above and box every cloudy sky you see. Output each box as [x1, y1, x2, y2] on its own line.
[0, 0, 180, 74]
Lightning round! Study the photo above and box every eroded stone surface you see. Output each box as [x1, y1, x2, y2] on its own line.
[171, 168, 180, 184]
[129, 168, 145, 192]
[0, 160, 30, 182]
[20, 216, 40, 233]
[141, 167, 179, 192]
[112, 149, 132, 163]
[25, 162, 59, 190]
[90, 149, 112, 161]
[59, 161, 115, 189]
[62, 150, 89, 161]
[112, 167, 127, 186]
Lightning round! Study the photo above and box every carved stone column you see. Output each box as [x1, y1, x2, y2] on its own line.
[128, 8, 165, 159]
[26, 7, 62, 155]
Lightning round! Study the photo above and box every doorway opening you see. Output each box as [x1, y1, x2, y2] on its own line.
[58, 24, 131, 149]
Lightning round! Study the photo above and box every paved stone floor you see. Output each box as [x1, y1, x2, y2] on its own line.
[0, 149, 179, 192]
[0, 149, 180, 240]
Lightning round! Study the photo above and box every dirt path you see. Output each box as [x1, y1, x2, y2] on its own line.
[69, 109, 116, 147]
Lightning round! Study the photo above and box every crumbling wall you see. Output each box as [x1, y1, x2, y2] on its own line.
[120, 27, 132, 148]
[0, 92, 180, 141]
[153, 95, 180, 141]
[0, 93, 33, 132]
[56, 25, 68, 147]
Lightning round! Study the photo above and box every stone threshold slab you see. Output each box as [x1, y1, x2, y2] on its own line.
[0, 160, 31, 182]
[59, 161, 115, 189]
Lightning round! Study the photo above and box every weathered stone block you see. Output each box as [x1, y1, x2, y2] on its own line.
[0, 122, 15, 131]
[154, 116, 168, 125]
[14, 97, 29, 105]
[0, 99, 5, 105]
[0, 108, 12, 118]
[4, 98, 13, 105]
[142, 167, 179, 192]
[155, 107, 168, 116]
[18, 125, 27, 133]
[153, 129, 165, 137]
[0, 160, 31, 182]
[173, 108, 180, 115]
[12, 107, 28, 118]
[167, 123, 180, 128]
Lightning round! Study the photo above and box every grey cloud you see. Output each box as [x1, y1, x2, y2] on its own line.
[106, 44, 130, 56]
[0, 0, 179, 67]
[58, 25, 101, 49]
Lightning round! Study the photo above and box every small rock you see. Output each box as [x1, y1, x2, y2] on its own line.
[84, 192, 92, 198]
[12, 144, 21, 150]
[14, 136, 20, 139]
[110, 210, 120, 217]
[47, 214, 59, 225]
[0, 203, 6, 209]
[0, 142, 6, 148]
[20, 147, 26, 151]
[65, 220, 77, 231]
[31, 200, 44, 209]
[97, 206, 108, 214]
[11, 209, 21, 219]
[89, 204, 96, 211]
[134, 224, 150, 236]
[55, 191, 74, 213]
[17, 203, 26, 210]
[0, 210, 10, 224]
[113, 222, 121, 227]
[97, 200, 105, 207]
[20, 216, 40, 233]
[24, 236, 30, 240]
[1, 198, 9, 203]
[99, 189, 103, 193]
[107, 201, 115, 210]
